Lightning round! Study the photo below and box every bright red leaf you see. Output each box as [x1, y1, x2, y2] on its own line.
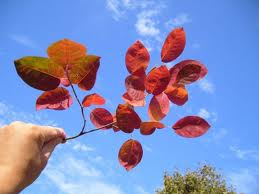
[165, 84, 188, 106]
[125, 40, 150, 75]
[116, 104, 141, 133]
[36, 87, 73, 110]
[82, 93, 105, 108]
[90, 108, 113, 129]
[118, 139, 143, 171]
[140, 121, 165, 135]
[148, 93, 170, 121]
[161, 27, 186, 63]
[145, 65, 170, 95]
[69, 55, 100, 90]
[169, 60, 208, 85]
[14, 57, 64, 91]
[47, 39, 87, 70]
[173, 116, 210, 138]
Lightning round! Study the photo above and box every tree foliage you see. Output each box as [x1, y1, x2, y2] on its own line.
[14, 27, 211, 171]
[156, 165, 242, 194]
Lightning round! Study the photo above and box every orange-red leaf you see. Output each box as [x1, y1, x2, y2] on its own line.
[165, 84, 188, 106]
[122, 92, 146, 106]
[36, 87, 73, 110]
[148, 93, 170, 121]
[173, 116, 210, 138]
[161, 27, 186, 63]
[14, 57, 64, 91]
[82, 93, 105, 108]
[125, 40, 150, 75]
[118, 139, 143, 171]
[69, 55, 100, 90]
[47, 39, 87, 69]
[145, 65, 170, 95]
[116, 104, 141, 133]
[140, 121, 165, 135]
[90, 108, 113, 129]
[169, 60, 208, 85]
[123, 74, 146, 106]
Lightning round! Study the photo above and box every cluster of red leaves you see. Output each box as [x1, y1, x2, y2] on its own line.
[14, 27, 210, 171]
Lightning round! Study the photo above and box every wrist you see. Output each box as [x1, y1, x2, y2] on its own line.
[0, 166, 20, 194]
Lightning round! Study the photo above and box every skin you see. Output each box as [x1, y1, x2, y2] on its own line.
[0, 121, 66, 194]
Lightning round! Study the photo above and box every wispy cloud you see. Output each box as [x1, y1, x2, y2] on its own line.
[9, 34, 37, 49]
[106, 0, 126, 21]
[230, 146, 259, 161]
[228, 169, 259, 194]
[72, 141, 95, 152]
[198, 108, 217, 122]
[165, 13, 192, 28]
[198, 79, 215, 94]
[135, 9, 160, 38]
[134, 185, 149, 194]
[42, 144, 125, 194]
[0, 101, 57, 127]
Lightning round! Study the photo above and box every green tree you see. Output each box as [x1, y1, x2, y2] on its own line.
[156, 165, 243, 194]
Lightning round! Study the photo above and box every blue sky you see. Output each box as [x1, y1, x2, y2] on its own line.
[1, 0, 259, 193]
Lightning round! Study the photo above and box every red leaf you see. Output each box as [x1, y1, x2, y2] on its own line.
[116, 104, 141, 133]
[82, 93, 105, 108]
[169, 60, 208, 85]
[60, 77, 71, 87]
[145, 65, 170, 95]
[118, 139, 143, 171]
[36, 87, 73, 110]
[122, 92, 146, 106]
[173, 116, 210, 138]
[14, 57, 64, 91]
[47, 39, 87, 70]
[148, 93, 170, 121]
[161, 27, 186, 63]
[140, 121, 165, 135]
[90, 108, 113, 129]
[165, 84, 188, 106]
[123, 74, 146, 106]
[125, 40, 150, 75]
[69, 55, 100, 90]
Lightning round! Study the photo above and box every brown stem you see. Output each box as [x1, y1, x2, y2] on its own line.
[65, 70, 86, 135]
[64, 70, 116, 141]
[65, 121, 116, 141]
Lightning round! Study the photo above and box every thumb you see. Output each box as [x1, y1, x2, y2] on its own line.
[41, 138, 63, 166]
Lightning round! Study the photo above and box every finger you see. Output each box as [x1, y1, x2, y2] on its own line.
[41, 138, 63, 164]
[41, 126, 66, 142]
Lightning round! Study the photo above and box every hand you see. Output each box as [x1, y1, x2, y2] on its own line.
[0, 121, 66, 194]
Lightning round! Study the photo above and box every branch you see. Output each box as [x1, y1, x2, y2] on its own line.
[64, 70, 116, 141]
[65, 121, 116, 141]
[65, 70, 86, 135]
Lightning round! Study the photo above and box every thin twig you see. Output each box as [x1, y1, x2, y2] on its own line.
[64, 70, 116, 141]
[65, 70, 86, 134]
[65, 121, 116, 141]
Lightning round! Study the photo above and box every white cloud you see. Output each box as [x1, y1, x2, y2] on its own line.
[165, 13, 191, 28]
[228, 169, 259, 194]
[9, 34, 37, 48]
[44, 151, 124, 194]
[197, 108, 217, 122]
[198, 79, 215, 94]
[106, 0, 125, 21]
[0, 101, 57, 127]
[134, 185, 149, 194]
[73, 141, 95, 152]
[230, 146, 259, 161]
[135, 9, 160, 38]
[198, 108, 210, 119]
